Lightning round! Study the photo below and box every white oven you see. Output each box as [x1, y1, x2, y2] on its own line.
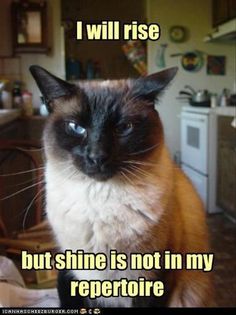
[181, 112, 208, 175]
[180, 106, 221, 214]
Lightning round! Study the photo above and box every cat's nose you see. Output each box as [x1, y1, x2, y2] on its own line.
[87, 149, 109, 167]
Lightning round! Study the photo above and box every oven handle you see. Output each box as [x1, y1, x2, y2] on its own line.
[180, 114, 206, 123]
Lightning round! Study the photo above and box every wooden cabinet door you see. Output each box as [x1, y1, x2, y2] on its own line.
[229, 0, 236, 19]
[217, 116, 236, 220]
[213, 0, 230, 26]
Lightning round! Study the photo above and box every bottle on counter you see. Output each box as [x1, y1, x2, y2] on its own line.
[12, 81, 23, 109]
[2, 90, 12, 109]
[94, 61, 102, 79]
[0, 81, 5, 108]
[0, 79, 12, 109]
[22, 91, 33, 116]
[210, 93, 218, 108]
[86, 59, 95, 79]
[220, 88, 229, 107]
[66, 58, 82, 80]
[39, 96, 49, 116]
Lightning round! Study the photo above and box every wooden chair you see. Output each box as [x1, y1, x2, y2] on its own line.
[0, 139, 44, 233]
[0, 139, 57, 285]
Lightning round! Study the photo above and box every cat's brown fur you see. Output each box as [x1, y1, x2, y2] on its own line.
[119, 144, 213, 306]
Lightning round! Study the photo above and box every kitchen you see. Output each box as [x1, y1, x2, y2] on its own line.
[0, 0, 235, 309]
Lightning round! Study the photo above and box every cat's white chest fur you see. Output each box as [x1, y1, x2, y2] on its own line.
[45, 161, 162, 306]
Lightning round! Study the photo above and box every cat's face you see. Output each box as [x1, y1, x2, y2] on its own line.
[45, 82, 163, 181]
[30, 66, 177, 181]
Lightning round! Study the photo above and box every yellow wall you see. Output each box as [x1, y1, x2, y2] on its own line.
[147, 0, 235, 156]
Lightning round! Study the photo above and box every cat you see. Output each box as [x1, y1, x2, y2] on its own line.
[30, 65, 213, 308]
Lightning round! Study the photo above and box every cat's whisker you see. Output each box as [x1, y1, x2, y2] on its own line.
[126, 164, 152, 178]
[45, 160, 75, 168]
[127, 160, 177, 171]
[0, 180, 46, 201]
[120, 170, 136, 187]
[121, 167, 157, 200]
[126, 158, 181, 170]
[13, 188, 46, 221]
[67, 168, 79, 181]
[124, 164, 148, 177]
[120, 169, 151, 205]
[16, 147, 44, 152]
[128, 143, 161, 156]
[42, 145, 55, 149]
[121, 166, 143, 182]
[21, 165, 76, 225]
[123, 160, 177, 174]
[123, 160, 157, 167]
[0, 166, 45, 177]
[120, 171, 154, 220]
[0, 161, 74, 202]
[120, 168, 152, 192]
[22, 187, 45, 231]
[0, 158, 75, 179]
[9, 173, 45, 188]
[46, 164, 75, 183]
[59, 164, 78, 179]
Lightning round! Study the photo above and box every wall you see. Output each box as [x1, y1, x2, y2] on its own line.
[147, 0, 235, 157]
[0, 0, 64, 107]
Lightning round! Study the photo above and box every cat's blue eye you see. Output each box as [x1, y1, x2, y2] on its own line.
[115, 122, 133, 137]
[65, 121, 87, 137]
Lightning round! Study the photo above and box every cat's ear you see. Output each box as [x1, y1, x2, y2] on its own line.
[29, 65, 77, 112]
[130, 67, 178, 103]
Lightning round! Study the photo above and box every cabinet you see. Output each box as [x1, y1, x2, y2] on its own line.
[213, 0, 236, 27]
[229, 0, 236, 19]
[217, 116, 236, 220]
[61, 0, 146, 79]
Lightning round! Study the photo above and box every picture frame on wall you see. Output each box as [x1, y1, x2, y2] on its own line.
[11, 0, 48, 54]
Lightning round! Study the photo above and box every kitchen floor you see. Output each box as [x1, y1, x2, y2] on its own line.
[207, 213, 236, 307]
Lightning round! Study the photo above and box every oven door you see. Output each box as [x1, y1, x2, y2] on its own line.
[181, 112, 208, 175]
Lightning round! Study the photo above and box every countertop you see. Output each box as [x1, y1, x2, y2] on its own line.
[182, 106, 236, 116]
[0, 110, 47, 128]
[0, 109, 21, 126]
[215, 107, 236, 117]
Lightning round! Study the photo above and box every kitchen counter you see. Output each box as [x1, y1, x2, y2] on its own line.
[0, 109, 21, 126]
[182, 106, 236, 116]
[0, 113, 46, 142]
[215, 107, 236, 117]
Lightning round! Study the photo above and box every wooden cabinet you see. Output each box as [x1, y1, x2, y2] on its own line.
[229, 0, 236, 19]
[217, 116, 236, 220]
[213, 0, 236, 27]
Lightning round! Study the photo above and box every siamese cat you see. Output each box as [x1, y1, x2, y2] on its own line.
[30, 65, 213, 308]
